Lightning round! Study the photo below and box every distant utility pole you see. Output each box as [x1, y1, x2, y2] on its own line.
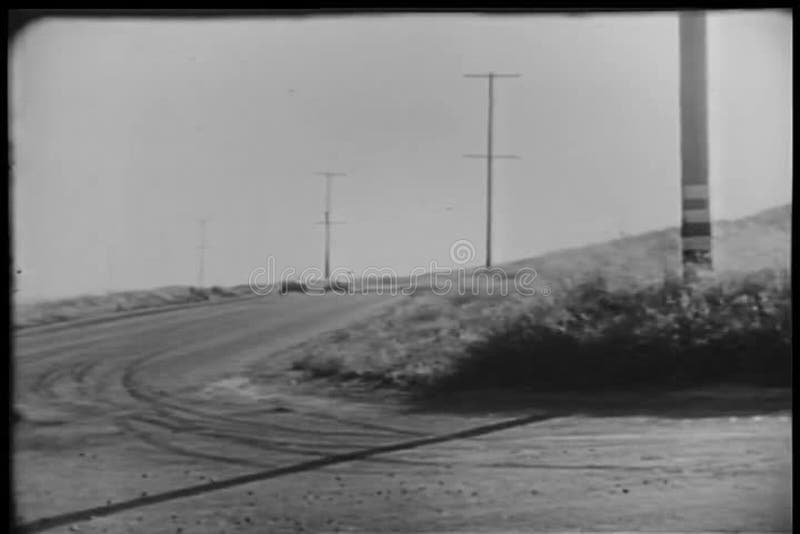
[106, 245, 113, 295]
[314, 172, 346, 280]
[464, 72, 521, 268]
[679, 11, 712, 280]
[197, 218, 209, 287]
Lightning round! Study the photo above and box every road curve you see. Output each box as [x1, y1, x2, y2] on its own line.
[14, 294, 421, 519]
[13, 293, 792, 533]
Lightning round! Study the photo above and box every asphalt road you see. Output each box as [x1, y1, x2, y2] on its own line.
[13, 293, 792, 533]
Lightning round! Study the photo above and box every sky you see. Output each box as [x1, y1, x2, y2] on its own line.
[10, 10, 793, 300]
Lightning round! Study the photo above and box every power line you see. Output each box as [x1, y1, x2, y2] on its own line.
[463, 72, 521, 268]
[314, 172, 346, 280]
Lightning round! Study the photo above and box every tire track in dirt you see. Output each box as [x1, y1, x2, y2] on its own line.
[18, 412, 554, 533]
[17, 293, 457, 525]
[109, 303, 430, 464]
[18, 293, 531, 531]
[15, 294, 792, 532]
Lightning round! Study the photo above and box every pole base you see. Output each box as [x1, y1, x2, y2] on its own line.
[682, 251, 713, 284]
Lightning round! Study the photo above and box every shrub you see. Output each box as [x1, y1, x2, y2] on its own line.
[432, 268, 791, 392]
[280, 280, 309, 294]
[188, 286, 210, 301]
[210, 286, 237, 298]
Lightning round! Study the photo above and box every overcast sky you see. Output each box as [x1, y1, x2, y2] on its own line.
[10, 10, 792, 300]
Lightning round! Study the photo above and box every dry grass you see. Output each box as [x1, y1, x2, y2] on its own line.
[432, 268, 791, 392]
[14, 284, 255, 328]
[280, 204, 792, 392]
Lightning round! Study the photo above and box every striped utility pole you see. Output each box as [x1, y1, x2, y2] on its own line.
[679, 11, 712, 280]
[464, 72, 521, 268]
[314, 172, 346, 280]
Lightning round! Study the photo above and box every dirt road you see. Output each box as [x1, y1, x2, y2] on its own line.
[13, 294, 792, 533]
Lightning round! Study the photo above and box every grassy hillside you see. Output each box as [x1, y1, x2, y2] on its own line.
[272, 204, 792, 393]
[14, 284, 255, 329]
[504, 203, 791, 290]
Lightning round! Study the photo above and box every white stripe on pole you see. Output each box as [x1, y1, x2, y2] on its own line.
[682, 184, 709, 199]
[683, 209, 711, 223]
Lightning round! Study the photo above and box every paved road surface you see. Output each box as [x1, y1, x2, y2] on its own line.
[13, 293, 792, 533]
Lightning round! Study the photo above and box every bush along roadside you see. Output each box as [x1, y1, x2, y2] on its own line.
[433, 268, 791, 393]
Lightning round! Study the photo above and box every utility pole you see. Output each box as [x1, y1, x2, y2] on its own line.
[106, 245, 113, 295]
[314, 172, 346, 280]
[679, 11, 712, 281]
[197, 218, 209, 287]
[464, 72, 521, 268]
